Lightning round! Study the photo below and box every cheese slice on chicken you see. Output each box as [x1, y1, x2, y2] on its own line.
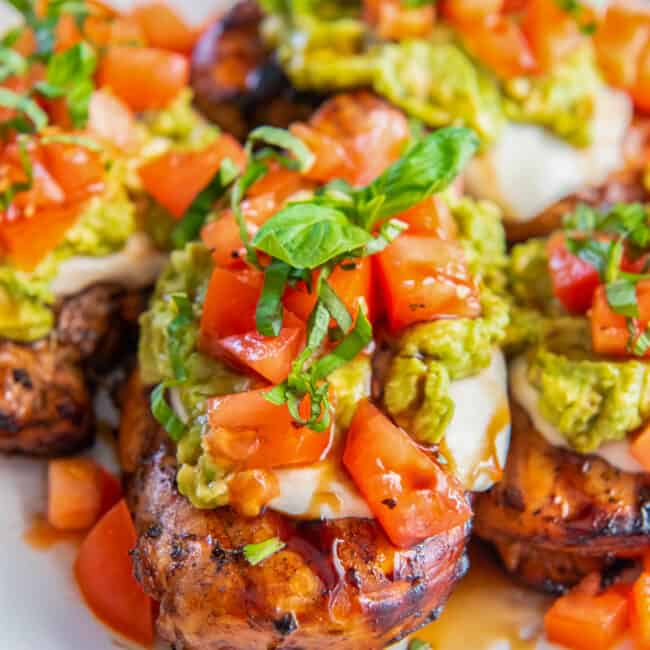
[464, 88, 632, 223]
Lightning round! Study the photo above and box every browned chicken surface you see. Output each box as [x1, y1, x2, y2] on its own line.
[0, 284, 146, 456]
[475, 401, 650, 593]
[190, 0, 320, 140]
[122, 375, 471, 650]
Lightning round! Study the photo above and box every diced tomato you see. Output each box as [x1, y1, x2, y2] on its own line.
[363, 0, 436, 40]
[0, 202, 83, 271]
[87, 90, 137, 151]
[75, 500, 154, 647]
[283, 258, 374, 324]
[441, 0, 503, 22]
[41, 140, 105, 203]
[591, 281, 650, 356]
[132, 2, 197, 54]
[544, 585, 629, 650]
[397, 196, 458, 240]
[211, 310, 306, 384]
[375, 235, 480, 333]
[631, 423, 650, 473]
[200, 267, 263, 347]
[547, 232, 601, 314]
[521, 0, 585, 72]
[138, 134, 245, 218]
[454, 15, 537, 79]
[343, 400, 471, 548]
[97, 46, 189, 112]
[205, 389, 332, 469]
[201, 211, 256, 268]
[632, 571, 650, 648]
[292, 92, 410, 186]
[594, 0, 650, 111]
[84, 14, 145, 48]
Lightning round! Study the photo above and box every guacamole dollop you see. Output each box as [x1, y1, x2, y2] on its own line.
[0, 163, 136, 342]
[261, 1, 602, 147]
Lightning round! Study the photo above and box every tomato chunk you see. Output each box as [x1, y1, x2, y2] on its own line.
[343, 400, 471, 548]
[211, 310, 306, 384]
[291, 92, 410, 186]
[98, 46, 189, 111]
[591, 281, 650, 357]
[632, 571, 650, 648]
[132, 2, 197, 54]
[139, 135, 245, 218]
[397, 195, 458, 240]
[205, 389, 332, 469]
[200, 267, 263, 346]
[454, 15, 536, 79]
[75, 500, 154, 647]
[521, 0, 584, 72]
[547, 232, 601, 314]
[544, 586, 629, 650]
[283, 258, 374, 324]
[375, 235, 480, 333]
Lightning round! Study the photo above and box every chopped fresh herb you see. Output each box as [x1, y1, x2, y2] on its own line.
[0, 87, 47, 132]
[554, 0, 597, 34]
[364, 218, 408, 255]
[242, 537, 286, 566]
[253, 203, 372, 270]
[166, 293, 194, 382]
[565, 237, 613, 280]
[171, 157, 240, 249]
[40, 133, 102, 151]
[606, 279, 639, 318]
[0, 134, 32, 210]
[408, 640, 431, 650]
[0, 48, 26, 82]
[150, 383, 186, 441]
[246, 125, 315, 173]
[629, 321, 650, 356]
[256, 259, 290, 336]
[318, 278, 352, 333]
[402, 0, 434, 6]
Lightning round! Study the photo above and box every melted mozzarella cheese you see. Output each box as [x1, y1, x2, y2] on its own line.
[444, 348, 511, 492]
[510, 356, 644, 473]
[50, 233, 167, 297]
[464, 88, 632, 223]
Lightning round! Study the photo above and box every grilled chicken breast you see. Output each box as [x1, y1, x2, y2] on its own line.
[191, 1, 320, 140]
[0, 284, 145, 455]
[122, 374, 471, 649]
[474, 401, 650, 592]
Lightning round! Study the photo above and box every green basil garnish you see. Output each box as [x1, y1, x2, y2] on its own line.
[150, 383, 186, 441]
[256, 259, 290, 337]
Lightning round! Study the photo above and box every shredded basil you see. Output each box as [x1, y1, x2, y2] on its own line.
[256, 259, 290, 336]
[150, 383, 186, 441]
[242, 537, 286, 566]
[167, 293, 194, 382]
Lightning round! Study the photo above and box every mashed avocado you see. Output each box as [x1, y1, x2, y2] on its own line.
[0, 162, 136, 342]
[526, 345, 650, 453]
[383, 196, 510, 443]
[261, 1, 602, 147]
[503, 47, 600, 148]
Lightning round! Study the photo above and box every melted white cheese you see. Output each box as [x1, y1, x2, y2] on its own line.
[50, 233, 167, 297]
[444, 348, 511, 492]
[510, 356, 644, 474]
[464, 88, 632, 223]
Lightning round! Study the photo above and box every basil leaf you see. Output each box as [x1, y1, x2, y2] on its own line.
[264, 384, 288, 405]
[167, 293, 194, 382]
[354, 127, 479, 230]
[563, 202, 599, 231]
[0, 87, 47, 131]
[365, 218, 408, 255]
[629, 320, 650, 357]
[41, 133, 102, 151]
[243, 536, 286, 565]
[253, 203, 371, 269]
[247, 125, 314, 173]
[305, 300, 331, 351]
[256, 259, 290, 336]
[0, 135, 32, 210]
[171, 158, 239, 249]
[606, 279, 639, 317]
[312, 308, 372, 381]
[319, 279, 352, 333]
[565, 238, 612, 279]
[408, 640, 431, 650]
[0, 48, 26, 82]
[150, 383, 186, 441]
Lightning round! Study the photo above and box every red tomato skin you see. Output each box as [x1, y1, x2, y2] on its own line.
[206, 389, 332, 469]
[547, 232, 601, 314]
[199, 267, 263, 346]
[591, 281, 650, 357]
[397, 196, 458, 240]
[98, 46, 189, 112]
[343, 400, 471, 549]
[210, 311, 306, 384]
[75, 500, 154, 647]
[375, 235, 480, 333]
[132, 2, 197, 54]
[139, 135, 246, 218]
